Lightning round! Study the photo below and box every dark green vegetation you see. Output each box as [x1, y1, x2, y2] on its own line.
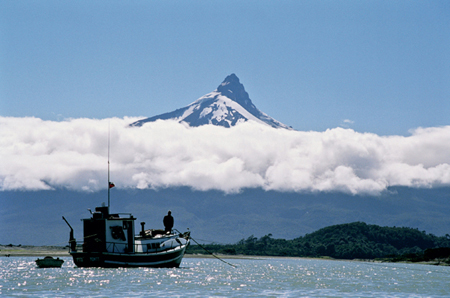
[187, 222, 450, 263]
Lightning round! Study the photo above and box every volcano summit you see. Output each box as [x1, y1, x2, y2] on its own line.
[130, 74, 292, 129]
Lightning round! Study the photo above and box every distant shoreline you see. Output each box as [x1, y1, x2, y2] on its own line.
[1, 245, 70, 257]
[2, 245, 448, 266]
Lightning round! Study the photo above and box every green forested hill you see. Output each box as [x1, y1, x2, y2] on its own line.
[188, 222, 450, 260]
[294, 222, 450, 259]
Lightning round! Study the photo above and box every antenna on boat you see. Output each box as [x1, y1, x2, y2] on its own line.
[107, 122, 116, 213]
[107, 121, 111, 211]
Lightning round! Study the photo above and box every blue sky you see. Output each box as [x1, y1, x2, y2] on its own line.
[1, 0, 449, 135]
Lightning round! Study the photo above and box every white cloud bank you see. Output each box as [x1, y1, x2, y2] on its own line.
[1, 116, 450, 195]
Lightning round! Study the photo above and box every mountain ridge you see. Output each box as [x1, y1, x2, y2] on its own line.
[131, 74, 292, 129]
[2, 186, 450, 246]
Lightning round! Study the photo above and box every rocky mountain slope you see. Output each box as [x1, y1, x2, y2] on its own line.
[131, 74, 291, 129]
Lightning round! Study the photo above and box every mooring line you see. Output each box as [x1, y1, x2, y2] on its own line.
[190, 237, 237, 268]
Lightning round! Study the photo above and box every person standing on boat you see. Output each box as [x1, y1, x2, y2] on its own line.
[163, 210, 174, 233]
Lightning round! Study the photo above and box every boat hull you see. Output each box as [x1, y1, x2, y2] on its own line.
[36, 257, 64, 268]
[71, 244, 188, 268]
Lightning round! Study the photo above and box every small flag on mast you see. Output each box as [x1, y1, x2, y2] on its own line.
[109, 182, 115, 188]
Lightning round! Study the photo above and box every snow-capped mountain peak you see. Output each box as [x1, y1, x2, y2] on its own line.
[130, 74, 291, 129]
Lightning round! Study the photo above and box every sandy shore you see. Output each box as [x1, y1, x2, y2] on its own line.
[1, 245, 70, 257]
[2, 246, 448, 266]
[0, 245, 310, 260]
[0, 246, 266, 259]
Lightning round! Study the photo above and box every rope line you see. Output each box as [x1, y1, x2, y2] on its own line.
[190, 237, 237, 268]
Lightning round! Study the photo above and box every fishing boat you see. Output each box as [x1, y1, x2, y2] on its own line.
[62, 206, 190, 268]
[35, 256, 64, 268]
[62, 147, 190, 268]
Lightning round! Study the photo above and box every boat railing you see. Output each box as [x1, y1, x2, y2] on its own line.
[103, 240, 186, 254]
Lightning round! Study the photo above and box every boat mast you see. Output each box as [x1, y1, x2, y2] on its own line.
[108, 123, 111, 211]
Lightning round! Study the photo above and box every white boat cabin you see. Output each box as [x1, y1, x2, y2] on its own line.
[83, 206, 136, 254]
[82, 206, 187, 254]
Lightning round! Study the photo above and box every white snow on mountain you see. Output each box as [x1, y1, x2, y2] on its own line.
[188, 92, 269, 127]
[130, 74, 292, 129]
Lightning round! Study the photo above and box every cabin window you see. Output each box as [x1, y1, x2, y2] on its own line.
[110, 226, 126, 241]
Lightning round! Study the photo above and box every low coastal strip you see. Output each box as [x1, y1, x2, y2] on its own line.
[2, 244, 449, 266]
[1, 244, 69, 257]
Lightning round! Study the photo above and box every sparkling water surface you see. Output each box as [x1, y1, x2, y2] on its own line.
[1, 256, 449, 297]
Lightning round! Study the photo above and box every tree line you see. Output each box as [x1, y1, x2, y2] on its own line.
[187, 222, 450, 262]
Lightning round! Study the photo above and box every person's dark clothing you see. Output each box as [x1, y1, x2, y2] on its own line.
[163, 212, 174, 233]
